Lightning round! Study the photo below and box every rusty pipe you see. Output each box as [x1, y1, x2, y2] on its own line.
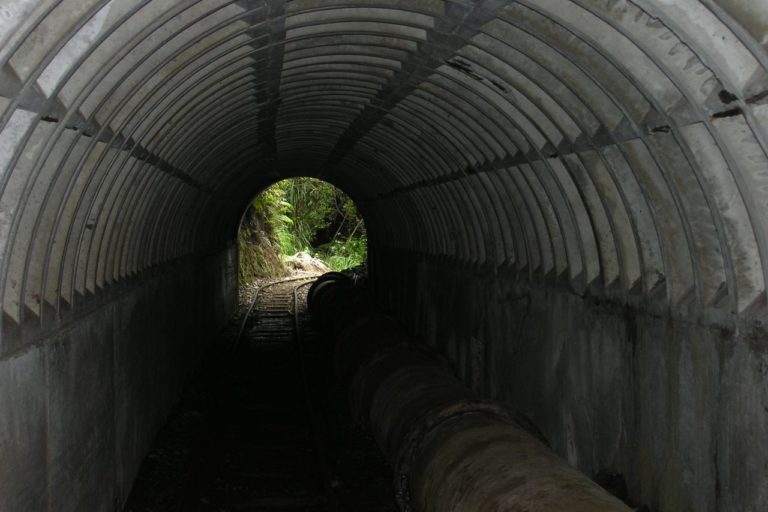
[353, 341, 632, 511]
[309, 272, 375, 336]
[406, 404, 632, 511]
[315, 280, 633, 512]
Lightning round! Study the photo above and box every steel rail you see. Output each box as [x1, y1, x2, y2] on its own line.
[233, 274, 316, 352]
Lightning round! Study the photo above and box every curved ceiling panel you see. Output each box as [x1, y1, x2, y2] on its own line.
[1, 0, 767, 345]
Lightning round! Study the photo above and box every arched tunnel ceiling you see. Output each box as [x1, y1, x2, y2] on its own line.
[1, 0, 768, 345]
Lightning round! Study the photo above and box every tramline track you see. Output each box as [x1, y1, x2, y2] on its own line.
[181, 276, 332, 511]
[234, 276, 316, 348]
[169, 276, 396, 512]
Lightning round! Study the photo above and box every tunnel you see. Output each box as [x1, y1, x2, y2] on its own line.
[1, 0, 767, 510]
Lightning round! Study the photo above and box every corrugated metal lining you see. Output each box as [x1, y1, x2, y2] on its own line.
[0, 0, 767, 351]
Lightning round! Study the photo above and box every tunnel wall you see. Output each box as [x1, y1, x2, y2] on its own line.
[371, 246, 768, 512]
[2, 1, 768, 511]
[0, 245, 237, 512]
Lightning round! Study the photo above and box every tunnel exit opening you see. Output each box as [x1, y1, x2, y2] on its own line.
[238, 178, 367, 287]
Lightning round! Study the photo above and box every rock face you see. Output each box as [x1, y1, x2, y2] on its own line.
[284, 252, 331, 274]
[0, 1, 767, 511]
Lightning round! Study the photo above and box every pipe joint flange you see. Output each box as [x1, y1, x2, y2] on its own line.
[346, 342, 458, 426]
[391, 399, 549, 512]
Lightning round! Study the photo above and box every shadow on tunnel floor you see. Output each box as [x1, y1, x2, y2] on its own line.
[123, 309, 397, 512]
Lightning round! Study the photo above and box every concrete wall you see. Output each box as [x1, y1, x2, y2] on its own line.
[2, 2, 768, 511]
[372, 246, 768, 512]
[0, 245, 237, 512]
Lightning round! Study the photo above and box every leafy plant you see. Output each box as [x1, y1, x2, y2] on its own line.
[318, 236, 367, 271]
[238, 177, 367, 284]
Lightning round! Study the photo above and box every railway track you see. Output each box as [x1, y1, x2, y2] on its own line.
[135, 276, 398, 512]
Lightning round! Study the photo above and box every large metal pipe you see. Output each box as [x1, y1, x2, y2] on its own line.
[309, 273, 375, 337]
[307, 272, 352, 315]
[406, 405, 633, 512]
[310, 274, 633, 511]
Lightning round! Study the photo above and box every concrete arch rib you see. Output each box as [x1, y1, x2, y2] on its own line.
[1, 2, 768, 511]
[0, 0, 764, 324]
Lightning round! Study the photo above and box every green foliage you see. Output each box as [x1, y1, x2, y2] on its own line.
[238, 177, 367, 283]
[320, 235, 368, 271]
[281, 178, 336, 250]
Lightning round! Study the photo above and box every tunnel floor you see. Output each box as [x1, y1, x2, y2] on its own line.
[124, 278, 397, 512]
